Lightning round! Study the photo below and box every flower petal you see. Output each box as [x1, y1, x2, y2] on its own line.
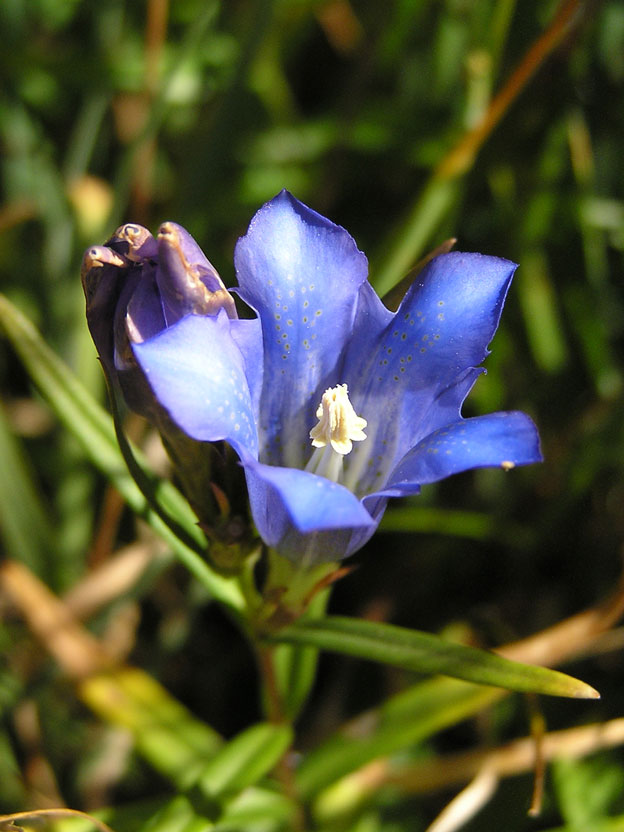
[132, 312, 258, 458]
[81, 244, 132, 373]
[234, 191, 369, 468]
[113, 266, 164, 417]
[229, 317, 264, 418]
[343, 253, 517, 493]
[157, 222, 236, 324]
[241, 454, 377, 563]
[125, 264, 165, 345]
[373, 412, 542, 500]
[395, 252, 516, 380]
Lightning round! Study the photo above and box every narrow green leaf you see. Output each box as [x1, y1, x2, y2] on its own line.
[0, 728, 27, 808]
[217, 786, 295, 829]
[0, 294, 246, 617]
[516, 249, 568, 373]
[0, 402, 55, 575]
[110, 2, 220, 226]
[132, 788, 295, 832]
[296, 675, 503, 800]
[47, 798, 166, 832]
[105, 380, 214, 560]
[271, 616, 598, 699]
[190, 722, 292, 807]
[80, 668, 223, 788]
[554, 756, 624, 831]
[271, 588, 329, 721]
[136, 796, 212, 832]
[80, 673, 295, 827]
[372, 178, 459, 297]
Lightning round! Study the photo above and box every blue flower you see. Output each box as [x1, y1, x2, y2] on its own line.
[84, 191, 542, 564]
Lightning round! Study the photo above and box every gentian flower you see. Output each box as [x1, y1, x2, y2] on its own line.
[82, 191, 541, 564]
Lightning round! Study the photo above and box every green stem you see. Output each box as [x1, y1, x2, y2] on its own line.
[256, 642, 286, 724]
[373, 0, 587, 296]
[254, 641, 307, 832]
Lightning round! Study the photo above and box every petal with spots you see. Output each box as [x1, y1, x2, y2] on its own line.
[344, 366, 485, 496]
[376, 412, 542, 498]
[132, 312, 258, 458]
[234, 190, 369, 468]
[394, 252, 517, 383]
[343, 253, 516, 492]
[229, 316, 264, 418]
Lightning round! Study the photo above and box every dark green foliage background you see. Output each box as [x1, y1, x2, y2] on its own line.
[1, 1, 623, 830]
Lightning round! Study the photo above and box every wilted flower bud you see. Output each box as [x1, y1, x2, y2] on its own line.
[81, 222, 248, 562]
[82, 222, 236, 416]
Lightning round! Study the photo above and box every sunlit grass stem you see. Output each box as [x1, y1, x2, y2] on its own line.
[373, 0, 587, 297]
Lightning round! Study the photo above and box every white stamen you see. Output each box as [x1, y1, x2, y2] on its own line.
[310, 384, 367, 453]
[306, 385, 367, 482]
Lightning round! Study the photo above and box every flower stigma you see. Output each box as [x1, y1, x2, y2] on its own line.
[305, 384, 367, 483]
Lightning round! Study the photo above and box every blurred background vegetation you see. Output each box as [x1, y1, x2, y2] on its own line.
[1, 0, 623, 830]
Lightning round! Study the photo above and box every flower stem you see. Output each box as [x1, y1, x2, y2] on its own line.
[255, 642, 307, 832]
[256, 642, 286, 724]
